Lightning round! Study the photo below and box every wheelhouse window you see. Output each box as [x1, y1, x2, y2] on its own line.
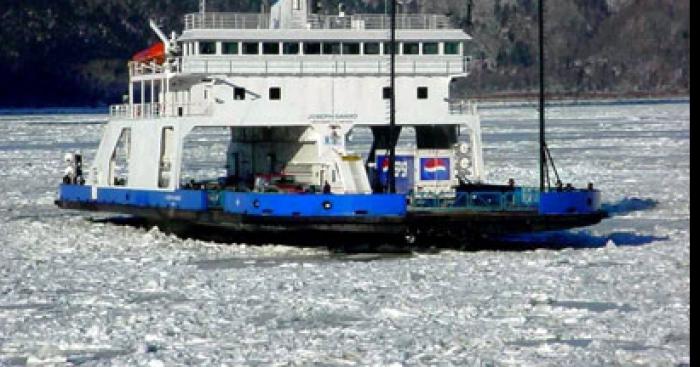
[234, 87, 246, 100]
[283, 42, 300, 55]
[242, 42, 259, 55]
[303, 42, 321, 55]
[444, 42, 460, 55]
[417, 87, 428, 99]
[269, 87, 281, 100]
[342, 43, 360, 55]
[199, 41, 216, 55]
[383, 42, 397, 55]
[262, 42, 280, 55]
[364, 42, 380, 55]
[403, 42, 420, 55]
[222, 42, 239, 55]
[323, 42, 341, 55]
[423, 42, 439, 55]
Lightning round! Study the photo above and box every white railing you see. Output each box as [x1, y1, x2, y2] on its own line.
[448, 100, 478, 115]
[181, 57, 468, 76]
[109, 103, 210, 119]
[184, 13, 270, 30]
[308, 14, 452, 30]
[130, 60, 181, 78]
[110, 103, 163, 119]
[184, 12, 454, 30]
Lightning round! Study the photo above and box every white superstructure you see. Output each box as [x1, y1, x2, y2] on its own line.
[93, 0, 484, 196]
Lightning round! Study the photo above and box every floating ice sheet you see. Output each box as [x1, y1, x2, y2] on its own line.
[0, 103, 689, 365]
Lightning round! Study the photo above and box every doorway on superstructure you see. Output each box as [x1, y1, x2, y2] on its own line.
[179, 126, 231, 191]
[109, 128, 131, 186]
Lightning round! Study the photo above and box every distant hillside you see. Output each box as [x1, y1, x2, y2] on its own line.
[0, 0, 689, 107]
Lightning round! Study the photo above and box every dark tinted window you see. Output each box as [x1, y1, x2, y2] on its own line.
[234, 87, 246, 100]
[383, 87, 392, 100]
[417, 87, 428, 99]
[423, 42, 439, 55]
[283, 42, 300, 54]
[403, 42, 420, 55]
[342, 43, 360, 55]
[383, 42, 397, 55]
[199, 41, 216, 55]
[262, 42, 280, 55]
[222, 42, 238, 55]
[444, 42, 460, 55]
[242, 42, 259, 55]
[364, 42, 380, 55]
[323, 42, 341, 55]
[303, 42, 321, 55]
[269, 87, 281, 100]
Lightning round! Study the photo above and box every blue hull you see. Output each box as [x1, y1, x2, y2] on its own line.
[58, 185, 407, 217]
[57, 185, 606, 244]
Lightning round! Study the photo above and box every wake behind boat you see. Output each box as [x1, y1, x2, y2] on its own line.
[56, 0, 606, 247]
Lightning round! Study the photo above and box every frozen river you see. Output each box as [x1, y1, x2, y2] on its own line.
[0, 102, 689, 366]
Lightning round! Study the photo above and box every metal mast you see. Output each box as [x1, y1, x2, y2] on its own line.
[200, 0, 207, 14]
[388, 0, 397, 193]
[538, 0, 546, 192]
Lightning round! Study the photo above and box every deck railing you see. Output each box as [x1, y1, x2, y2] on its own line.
[109, 103, 210, 119]
[307, 14, 453, 30]
[410, 188, 541, 212]
[180, 57, 467, 76]
[448, 100, 478, 115]
[129, 60, 181, 78]
[184, 12, 454, 30]
[110, 103, 162, 119]
[184, 12, 270, 30]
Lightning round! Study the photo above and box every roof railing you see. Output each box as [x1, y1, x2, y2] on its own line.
[184, 12, 270, 30]
[183, 12, 454, 30]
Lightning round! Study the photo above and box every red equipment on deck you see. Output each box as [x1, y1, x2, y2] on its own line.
[132, 42, 165, 64]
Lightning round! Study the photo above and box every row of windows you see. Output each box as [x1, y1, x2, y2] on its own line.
[215, 86, 429, 101]
[186, 41, 463, 57]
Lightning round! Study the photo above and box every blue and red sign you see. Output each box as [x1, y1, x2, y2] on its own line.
[420, 158, 451, 181]
[376, 155, 414, 194]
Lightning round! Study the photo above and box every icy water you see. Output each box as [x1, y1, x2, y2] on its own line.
[0, 102, 689, 366]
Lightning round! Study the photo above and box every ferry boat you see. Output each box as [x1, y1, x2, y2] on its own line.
[56, 0, 606, 247]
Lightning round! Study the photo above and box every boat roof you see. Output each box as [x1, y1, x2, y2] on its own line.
[179, 29, 471, 42]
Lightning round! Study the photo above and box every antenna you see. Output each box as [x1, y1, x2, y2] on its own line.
[466, 0, 473, 27]
[388, 0, 397, 193]
[538, 0, 546, 193]
[536, 0, 562, 191]
[200, 0, 206, 14]
[149, 19, 169, 45]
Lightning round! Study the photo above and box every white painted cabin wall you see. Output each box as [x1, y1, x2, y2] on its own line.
[183, 76, 451, 126]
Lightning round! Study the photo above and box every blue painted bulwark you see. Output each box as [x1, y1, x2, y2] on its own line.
[223, 193, 407, 217]
[96, 188, 208, 211]
[539, 190, 601, 215]
[59, 184, 92, 202]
